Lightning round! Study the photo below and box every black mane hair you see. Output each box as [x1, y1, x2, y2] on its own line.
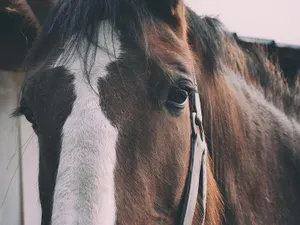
[24, 0, 230, 74]
[186, 8, 300, 120]
[24, 0, 152, 71]
[186, 8, 227, 74]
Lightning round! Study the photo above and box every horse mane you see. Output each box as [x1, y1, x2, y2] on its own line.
[24, 0, 163, 72]
[234, 40, 300, 120]
[187, 6, 300, 224]
[186, 7, 300, 121]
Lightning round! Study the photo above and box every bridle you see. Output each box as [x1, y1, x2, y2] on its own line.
[178, 75, 208, 225]
[179, 77, 208, 225]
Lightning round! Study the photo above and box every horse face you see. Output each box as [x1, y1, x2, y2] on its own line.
[16, 1, 199, 225]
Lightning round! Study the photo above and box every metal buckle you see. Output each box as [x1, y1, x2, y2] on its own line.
[191, 112, 197, 137]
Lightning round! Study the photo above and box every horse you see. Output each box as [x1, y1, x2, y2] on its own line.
[12, 0, 300, 224]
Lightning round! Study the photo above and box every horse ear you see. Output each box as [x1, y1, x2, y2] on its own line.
[148, 0, 185, 19]
[26, 0, 54, 25]
[147, 0, 187, 36]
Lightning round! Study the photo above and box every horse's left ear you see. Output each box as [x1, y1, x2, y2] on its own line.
[147, 0, 187, 33]
[26, 0, 54, 25]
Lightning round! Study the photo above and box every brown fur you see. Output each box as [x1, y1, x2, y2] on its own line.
[95, 2, 225, 224]
[96, 9, 224, 222]
[144, 15, 224, 225]
[99, 53, 192, 224]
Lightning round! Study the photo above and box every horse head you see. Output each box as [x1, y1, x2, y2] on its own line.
[14, 0, 223, 224]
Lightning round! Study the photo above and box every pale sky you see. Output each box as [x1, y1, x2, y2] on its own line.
[186, 0, 300, 45]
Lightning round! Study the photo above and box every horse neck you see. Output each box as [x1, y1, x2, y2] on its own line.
[199, 68, 300, 224]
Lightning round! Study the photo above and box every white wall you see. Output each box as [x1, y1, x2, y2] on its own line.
[0, 71, 41, 225]
[186, 0, 300, 45]
[0, 71, 23, 225]
[20, 118, 40, 225]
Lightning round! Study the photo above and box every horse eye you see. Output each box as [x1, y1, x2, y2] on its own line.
[166, 86, 189, 111]
[24, 108, 36, 124]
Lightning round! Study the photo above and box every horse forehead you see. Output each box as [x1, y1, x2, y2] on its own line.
[54, 25, 121, 88]
[144, 23, 195, 74]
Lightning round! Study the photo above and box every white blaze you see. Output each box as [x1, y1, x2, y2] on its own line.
[51, 23, 120, 225]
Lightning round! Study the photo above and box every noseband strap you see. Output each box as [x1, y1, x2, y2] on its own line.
[178, 84, 208, 225]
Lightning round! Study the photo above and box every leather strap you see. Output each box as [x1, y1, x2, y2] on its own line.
[178, 87, 208, 225]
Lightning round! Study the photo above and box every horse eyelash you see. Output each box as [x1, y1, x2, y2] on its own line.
[11, 107, 24, 118]
[176, 79, 197, 94]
